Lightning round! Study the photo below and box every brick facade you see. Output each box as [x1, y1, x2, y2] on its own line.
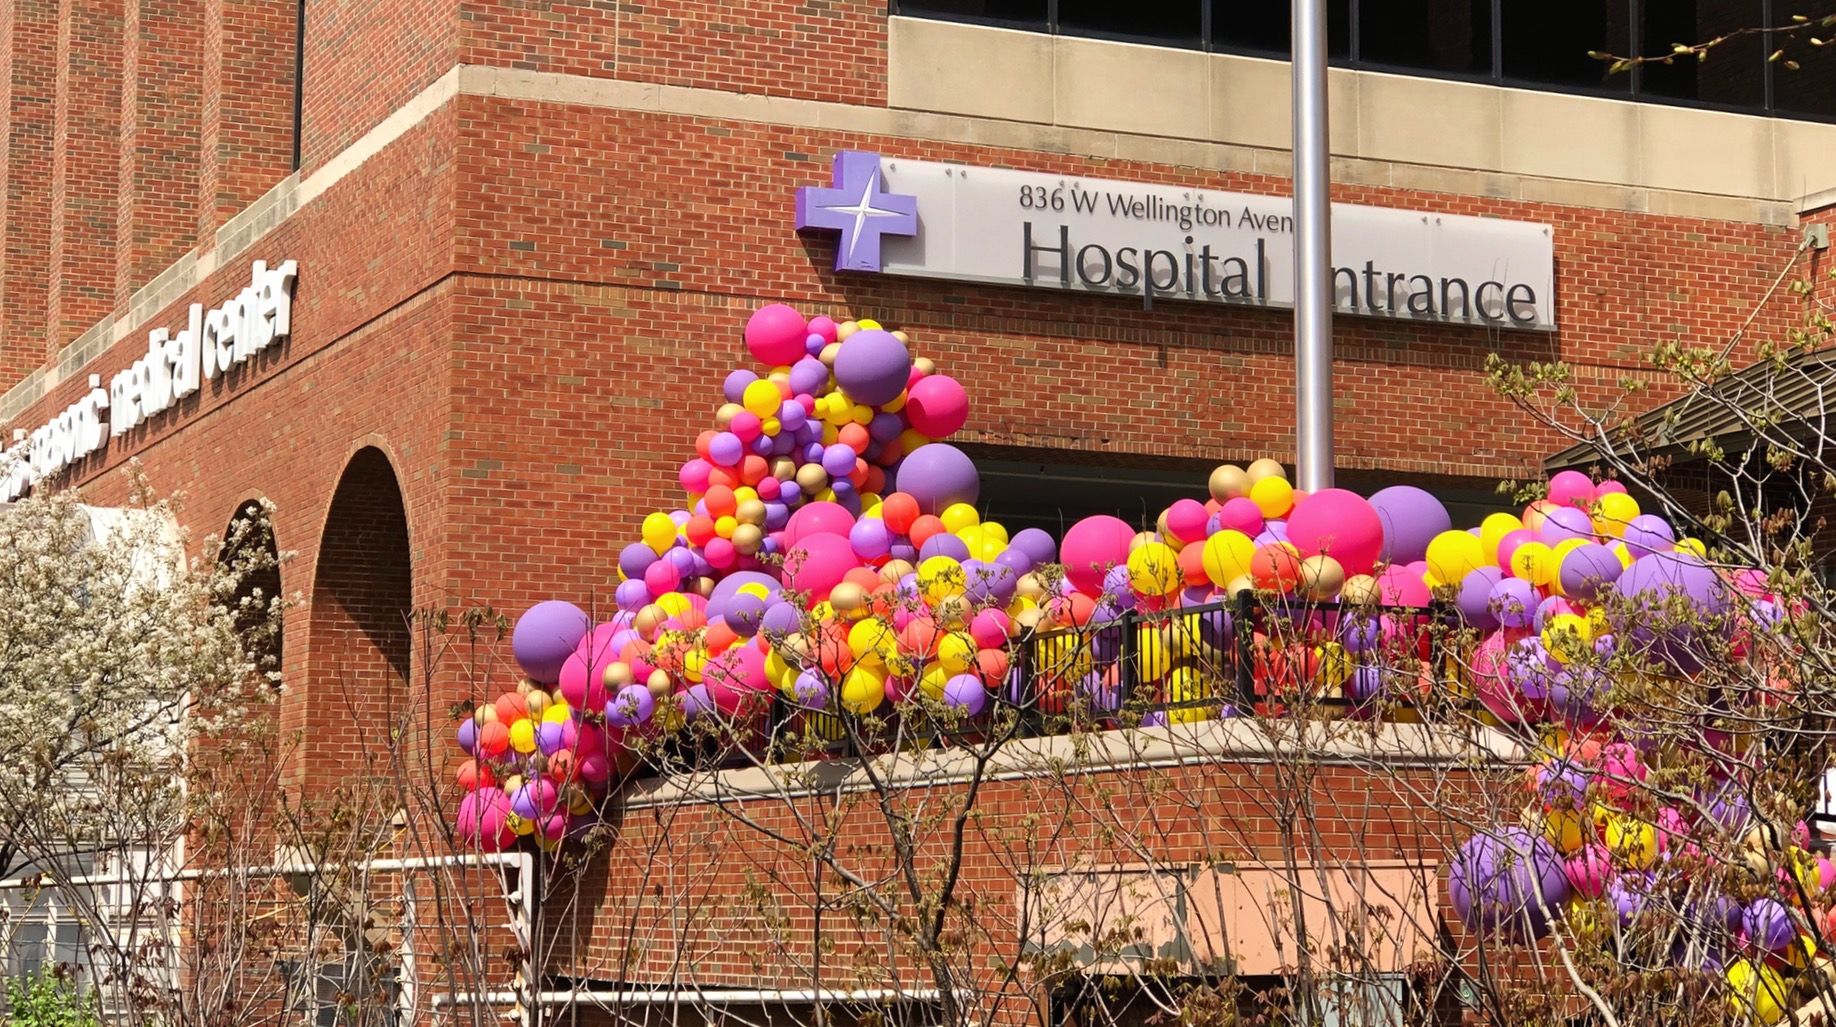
[0, 0, 1828, 1016]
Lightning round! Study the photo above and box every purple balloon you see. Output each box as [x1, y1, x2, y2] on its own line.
[1455, 567, 1504, 629]
[706, 571, 783, 624]
[725, 593, 770, 636]
[942, 673, 988, 716]
[723, 369, 758, 403]
[868, 412, 904, 443]
[897, 443, 980, 515]
[1743, 898, 1796, 952]
[1448, 828, 1570, 939]
[537, 720, 567, 755]
[791, 670, 830, 709]
[1557, 542, 1622, 601]
[788, 357, 829, 397]
[822, 444, 858, 476]
[606, 684, 656, 727]
[850, 518, 893, 560]
[1346, 664, 1384, 704]
[679, 683, 714, 720]
[760, 600, 802, 638]
[619, 543, 658, 580]
[1617, 552, 1728, 615]
[1622, 514, 1677, 558]
[512, 601, 591, 683]
[1540, 506, 1596, 546]
[831, 329, 911, 406]
[1489, 577, 1541, 629]
[1368, 485, 1452, 565]
[709, 432, 744, 467]
[993, 546, 1034, 578]
[888, 542, 918, 564]
[457, 719, 478, 755]
[1009, 527, 1058, 566]
[1340, 615, 1382, 653]
[779, 399, 809, 433]
[919, 532, 971, 563]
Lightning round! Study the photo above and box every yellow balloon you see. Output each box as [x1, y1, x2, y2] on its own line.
[1727, 959, 1787, 1025]
[1315, 642, 1352, 688]
[1544, 808, 1588, 854]
[1136, 625, 1172, 681]
[641, 511, 677, 555]
[936, 631, 977, 674]
[1678, 536, 1708, 558]
[509, 719, 537, 754]
[839, 663, 889, 714]
[956, 524, 986, 554]
[918, 556, 966, 606]
[656, 591, 692, 617]
[508, 813, 534, 836]
[543, 700, 573, 724]
[742, 379, 781, 418]
[981, 521, 1009, 545]
[1250, 476, 1294, 518]
[1595, 491, 1640, 536]
[1606, 816, 1657, 869]
[1127, 541, 1182, 597]
[848, 617, 895, 665]
[1510, 541, 1556, 587]
[1479, 512, 1524, 563]
[1201, 530, 1256, 588]
[1164, 666, 1210, 723]
[940, 503, 981, 534]
[918, 661, 952, 700]
[681, 647, 710, 683]
[1610, 541, 1633, 569]
[1425, 530, 1484, 586]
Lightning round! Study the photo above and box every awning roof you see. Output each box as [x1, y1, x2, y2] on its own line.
[1545, 347, 1836, 473]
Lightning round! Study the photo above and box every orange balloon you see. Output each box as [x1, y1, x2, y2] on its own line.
[909, 515, 946, 549]
[973, 646, 1010, 686]
[494, 693, 527, 725]
[865, 466, 887, 495]
[673, 606, 707, 631]
[695, 430, 718, 462]
[684, 514, 717, 548]
[547, 750, 577, 783]
[881, 493, 920, 535]
[1176, 543, 1209, 587]
[1046, 592, 1098, 629]
[899, 616, 943, 659]
[1250, 546, 1302, 592]
[839, 422, 870, 455]
[703, 621, 738, 655]
[478, 721, 510, 757]
[738, 455, 769, 486]
[456, 759, 493, 791]
[705, 485, 738, 519]
[842, 566, 882, 592]
[707, 467, 736, 490]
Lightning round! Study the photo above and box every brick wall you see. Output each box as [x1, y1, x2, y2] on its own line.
[198, 0, 297, 235]
[0, 0, 57, 382]
[47, 0, 122, 351]
[117, 0, 201, 303]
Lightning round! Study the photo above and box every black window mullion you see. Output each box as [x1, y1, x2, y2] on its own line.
[1348, 0, 1360, 64]
[1628, 0, 1641, 94]
[1047, 0, 1058, 33]
[1762, 0, 1775, 112]
[1201, 0, 1212, 51]
[1491, 0, 1504, 82]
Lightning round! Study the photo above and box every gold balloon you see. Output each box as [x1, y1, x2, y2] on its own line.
[516, 678, 536, 695]
[913, 356, 936, 376]
[1340, 574, 1381, 606]
[891, 330, 911, 345]
[771, 456, 799, 481]
[880, 559, 916, 583]
[1224, 574, 1256, 598]
[820, 341, 844, 366]
[602, 661, 634, 688]
[692, 576, 716, 598]
[1154, 510, 1171, 538]
[524, 691, 551, 720]
[735, 499, 767, 525]
[634, 604, 668, 639]
[1209, 464, 1249, 502]
[1299, 555, 1346, 601]
[1246, 458, 1288, 485]
[1129, 531, 1158, 553]
[714, 403, 743, 429]
[796, 464, 830, 494]
[1013, 606, 1045, 631]
[474, 704, 499, 726]
[647, 678, 673, 699]
[835, 322, 859, 343]
[932, 593, 970, 628]
[646, 668, 673, 693]
[830, 581, 867, 614]
[1016, 574, 1046, 601]
[732, 524, 764, 556]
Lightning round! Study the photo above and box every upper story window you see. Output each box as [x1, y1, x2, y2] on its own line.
[891, 0, 1836, 120]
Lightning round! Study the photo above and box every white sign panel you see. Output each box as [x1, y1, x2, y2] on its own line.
[796, 152, 1555, 330]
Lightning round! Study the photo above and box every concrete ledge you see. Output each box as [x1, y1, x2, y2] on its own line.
[616, 719, 1528, 810]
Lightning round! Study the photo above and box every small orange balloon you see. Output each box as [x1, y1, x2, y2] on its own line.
[909, 515, 946, 549]
[882, 493, 921, 535]
[1176, 543, 1209, 587]
[1250, 546, 1302, 592]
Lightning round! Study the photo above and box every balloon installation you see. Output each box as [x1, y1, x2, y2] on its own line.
[447, 306, 1811, 1017]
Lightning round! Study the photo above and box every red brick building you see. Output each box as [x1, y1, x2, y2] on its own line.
[1, 0, 1833, 1022]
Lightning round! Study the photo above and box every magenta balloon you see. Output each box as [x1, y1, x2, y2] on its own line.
[905, 374, 970, 438]
[785, 501, 856, 546]
[1368, 485, 1451, 565]
[705, 646, 769, 714]
[512, 600, 590, 683]
[1547, 469, 1596, 510]
[781, 531, 861, 605]
[744, 303, 809, 365]
[897, 443, 981, 515]
[1374, 565, 1430, 607]
[1060, 515, 1138, 596]
[1284, 488, 1383, 576]
[1557, 542, 1622, 601]
[1163, 498, 1211, 547]
[1216, 496, 1265, 536]
[1539, 506, 1596, 546]
[832, 329, 911, 406]
[1495, 528, 1533, 573]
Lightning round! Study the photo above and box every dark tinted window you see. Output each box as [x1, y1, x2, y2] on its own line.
[1500, 0, 1634, 90]
[1059, 0, 1204, 46]
[1771, 1, 1836, 117]
[1209, 0, 1352, 58]
[1360, 0, 1494, 75]
[896, 0, 1049, 25]
[1639, 0, 1764, 107]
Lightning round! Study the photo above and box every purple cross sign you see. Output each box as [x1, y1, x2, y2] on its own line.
[794, 150, 918, 273]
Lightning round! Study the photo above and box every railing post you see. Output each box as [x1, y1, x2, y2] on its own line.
[1119, 607, 1140, 710]
[1234, 589, 1257, 711]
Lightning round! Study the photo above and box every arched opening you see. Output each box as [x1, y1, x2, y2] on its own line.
[216, 499, 284, 684]
[311, 447, 412, 705]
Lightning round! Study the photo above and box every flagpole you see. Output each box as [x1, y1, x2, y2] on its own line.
[1292, 0, 1334, 491]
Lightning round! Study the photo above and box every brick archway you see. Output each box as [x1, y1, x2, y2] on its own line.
[310, 447, 412, 712]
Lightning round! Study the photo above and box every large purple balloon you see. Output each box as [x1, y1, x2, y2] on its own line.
[1489, 577, 1541, 629]
[706, 571, 783, 625]
[1368, 486, 1451, 565]
[1743, 898, 1796, 951]
[1557, 542, 1622, 602]
[512, 600, 591, 683]
[832, 329, 911, 406]
[1616, 552, 1728, 615]
[1009, 527, 1058, 566]
[1455, 567, 1504, 629]
[1621, 514, 1677, 558]
[1448, 828, 1570, 939]
[1539, 506, 1596, 546]
[897, 443, 980, 515]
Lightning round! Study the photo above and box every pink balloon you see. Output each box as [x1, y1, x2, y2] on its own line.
[1060, 516, 1138, 596]
[705, 645, 769, 714]
[679, 459, 713, 494]
[1216, 497, 1265, 536]
[785, 501, 857, 547]
[905, 374, 969, 438]
[643, 560, 681, 597]
[744, 304, 809, 365]
[1548, 470, 1596, 510]
[969, 608, 1011, 649]
[781, 532, 861, 604]
[1595, 480, 1628, 496]
[1375, 565, 1430, 606]
[1284, 488, 1383, 577]
[1162, 499, 1211, 548]
[1496, 528, 1533, 573]
[1565, 845, 1611, 899]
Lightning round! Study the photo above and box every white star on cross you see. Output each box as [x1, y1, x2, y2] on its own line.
[822, 169, 909, 262]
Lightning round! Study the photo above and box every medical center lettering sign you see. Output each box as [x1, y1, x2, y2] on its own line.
[1, 260, 297, 500]
[796, 152, 1555, 330]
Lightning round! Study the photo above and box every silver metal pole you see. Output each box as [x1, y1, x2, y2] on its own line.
[1292, 0, 1334, 491]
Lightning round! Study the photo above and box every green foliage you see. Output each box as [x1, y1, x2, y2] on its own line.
[3, 971, 98, 1027]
